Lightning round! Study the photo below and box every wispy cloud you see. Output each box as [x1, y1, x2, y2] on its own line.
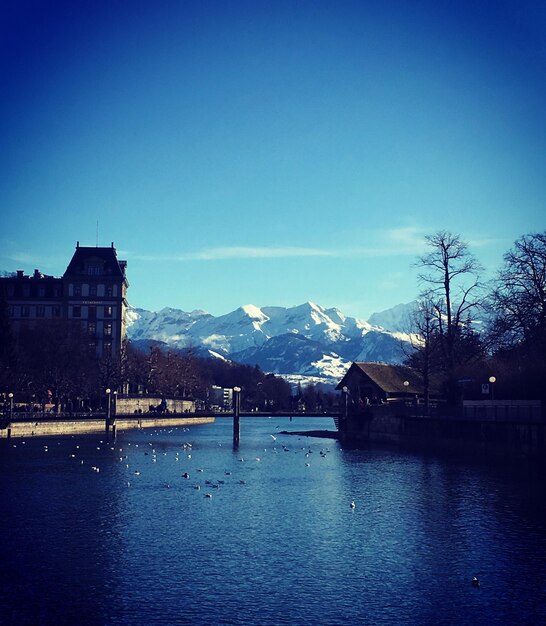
[128, 246, 336, 262]
[125, 228, 430, 263]
[188, 246, 335, 260]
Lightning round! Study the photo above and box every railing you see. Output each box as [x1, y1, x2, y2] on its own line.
[382, 400, 544, 423]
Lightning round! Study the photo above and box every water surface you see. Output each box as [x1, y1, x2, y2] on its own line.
[1, 416, 545, 625]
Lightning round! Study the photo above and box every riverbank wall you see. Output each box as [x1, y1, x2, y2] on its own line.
[0, 416, 215, 439]
[341, 403, 545, 456]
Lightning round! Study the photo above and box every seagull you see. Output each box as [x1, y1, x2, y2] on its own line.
[350, 501, 356, 509]
[270, 435, 277, 442]
[472, 576, 480, 588]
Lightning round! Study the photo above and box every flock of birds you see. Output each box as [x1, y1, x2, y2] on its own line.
[9, 426, 483, 589]
[13, 426, 341, 503]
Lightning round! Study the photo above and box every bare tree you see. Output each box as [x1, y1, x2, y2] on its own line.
[415, 231, 484, 403]
[488, 232, 546, 349]
[404, 298, 442, 412]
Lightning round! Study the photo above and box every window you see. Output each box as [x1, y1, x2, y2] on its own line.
[53, 306, 61, 317]
[73, 306, 81, 318]
[103, 341, 112, 356]
[88, 321, 96, 336]
[88, 341, 97, 356]
[39, 286, 45, 297]
[104, 305, 113, 318]
[88, 306, 96, 321]
[73, 284, 82, 296]
[21, 306, 30, 317]
[7, 306, 13, 317]
[104, 323, 112, 337]
[89, 284, 97, 297]
[87, 265, 101, 275]
[106, 285, 113, 297]
[37, 305, 45, 317]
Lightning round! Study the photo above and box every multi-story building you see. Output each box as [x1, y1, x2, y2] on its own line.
[209, 385, 233, 410]
[1, 242, 128, 359]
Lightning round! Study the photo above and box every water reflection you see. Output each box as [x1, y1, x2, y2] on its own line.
[0, 418, 545, 625]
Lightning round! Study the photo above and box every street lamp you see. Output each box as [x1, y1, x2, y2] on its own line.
[340, 386, 349, 440]
[106, 388, 111, 429]
[8, 392, 13, 421]
[489, 376, 496, 401]
[233, 387, 241, 447]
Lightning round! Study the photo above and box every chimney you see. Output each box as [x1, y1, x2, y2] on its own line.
[16, 270, 24, 279]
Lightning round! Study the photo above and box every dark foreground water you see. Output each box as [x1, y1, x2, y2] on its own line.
[1, 417, 545, 626]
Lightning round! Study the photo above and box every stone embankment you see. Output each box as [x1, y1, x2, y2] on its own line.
[1, 416, 215, 439]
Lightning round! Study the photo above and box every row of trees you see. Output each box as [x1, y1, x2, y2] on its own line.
[0, 308, 298, 411]
[406, 230, 546, 406]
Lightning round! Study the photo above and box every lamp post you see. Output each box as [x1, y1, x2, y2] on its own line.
[489, 376, 496, 401]
[8, 392, 13, 421]
[403, 380, 410, 408]
[112, 390, 118, 437]
[341, 386, 348, 437]
[233, 386, 241, 447]
[105, 388, 111, 434]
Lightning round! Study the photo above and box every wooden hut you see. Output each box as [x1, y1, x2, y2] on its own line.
[336, 362, 424, 406]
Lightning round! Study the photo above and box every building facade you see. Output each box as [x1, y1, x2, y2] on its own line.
[1, 242, 128, 359]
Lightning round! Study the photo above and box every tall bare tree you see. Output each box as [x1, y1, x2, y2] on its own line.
[415, 231, 484, 403]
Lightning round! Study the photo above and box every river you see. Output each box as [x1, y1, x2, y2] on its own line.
[0, 416, 545, 625]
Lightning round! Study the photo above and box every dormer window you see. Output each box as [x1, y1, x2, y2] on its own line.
[87, 266, 101, 275]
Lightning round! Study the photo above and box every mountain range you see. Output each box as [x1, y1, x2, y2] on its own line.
[126, 300, 416, 387]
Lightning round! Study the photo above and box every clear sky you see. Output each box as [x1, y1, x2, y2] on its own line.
[1, 0, 545, 319]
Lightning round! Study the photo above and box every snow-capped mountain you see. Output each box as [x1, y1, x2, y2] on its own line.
[367, 301, 417, 333]
[126, 301, 414, 384]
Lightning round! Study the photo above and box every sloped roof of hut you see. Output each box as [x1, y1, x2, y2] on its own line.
[336, 362, 424, 395]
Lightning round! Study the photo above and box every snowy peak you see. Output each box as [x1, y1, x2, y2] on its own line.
[126, 301, 414, 382]
[240, 303, 269, 322]
[367, 301, 416, 333]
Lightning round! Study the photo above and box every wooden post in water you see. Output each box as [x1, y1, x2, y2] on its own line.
[233, 386, 241, 447]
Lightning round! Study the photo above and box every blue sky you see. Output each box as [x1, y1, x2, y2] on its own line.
[1, 0, 545, 319]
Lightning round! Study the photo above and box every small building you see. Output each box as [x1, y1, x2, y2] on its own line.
[209, 385, 233, 410]
[336, 362, 425, 407]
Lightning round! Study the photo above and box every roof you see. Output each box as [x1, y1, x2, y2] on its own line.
[64, 244, 126, 279]
[337, 362, 424, 394]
